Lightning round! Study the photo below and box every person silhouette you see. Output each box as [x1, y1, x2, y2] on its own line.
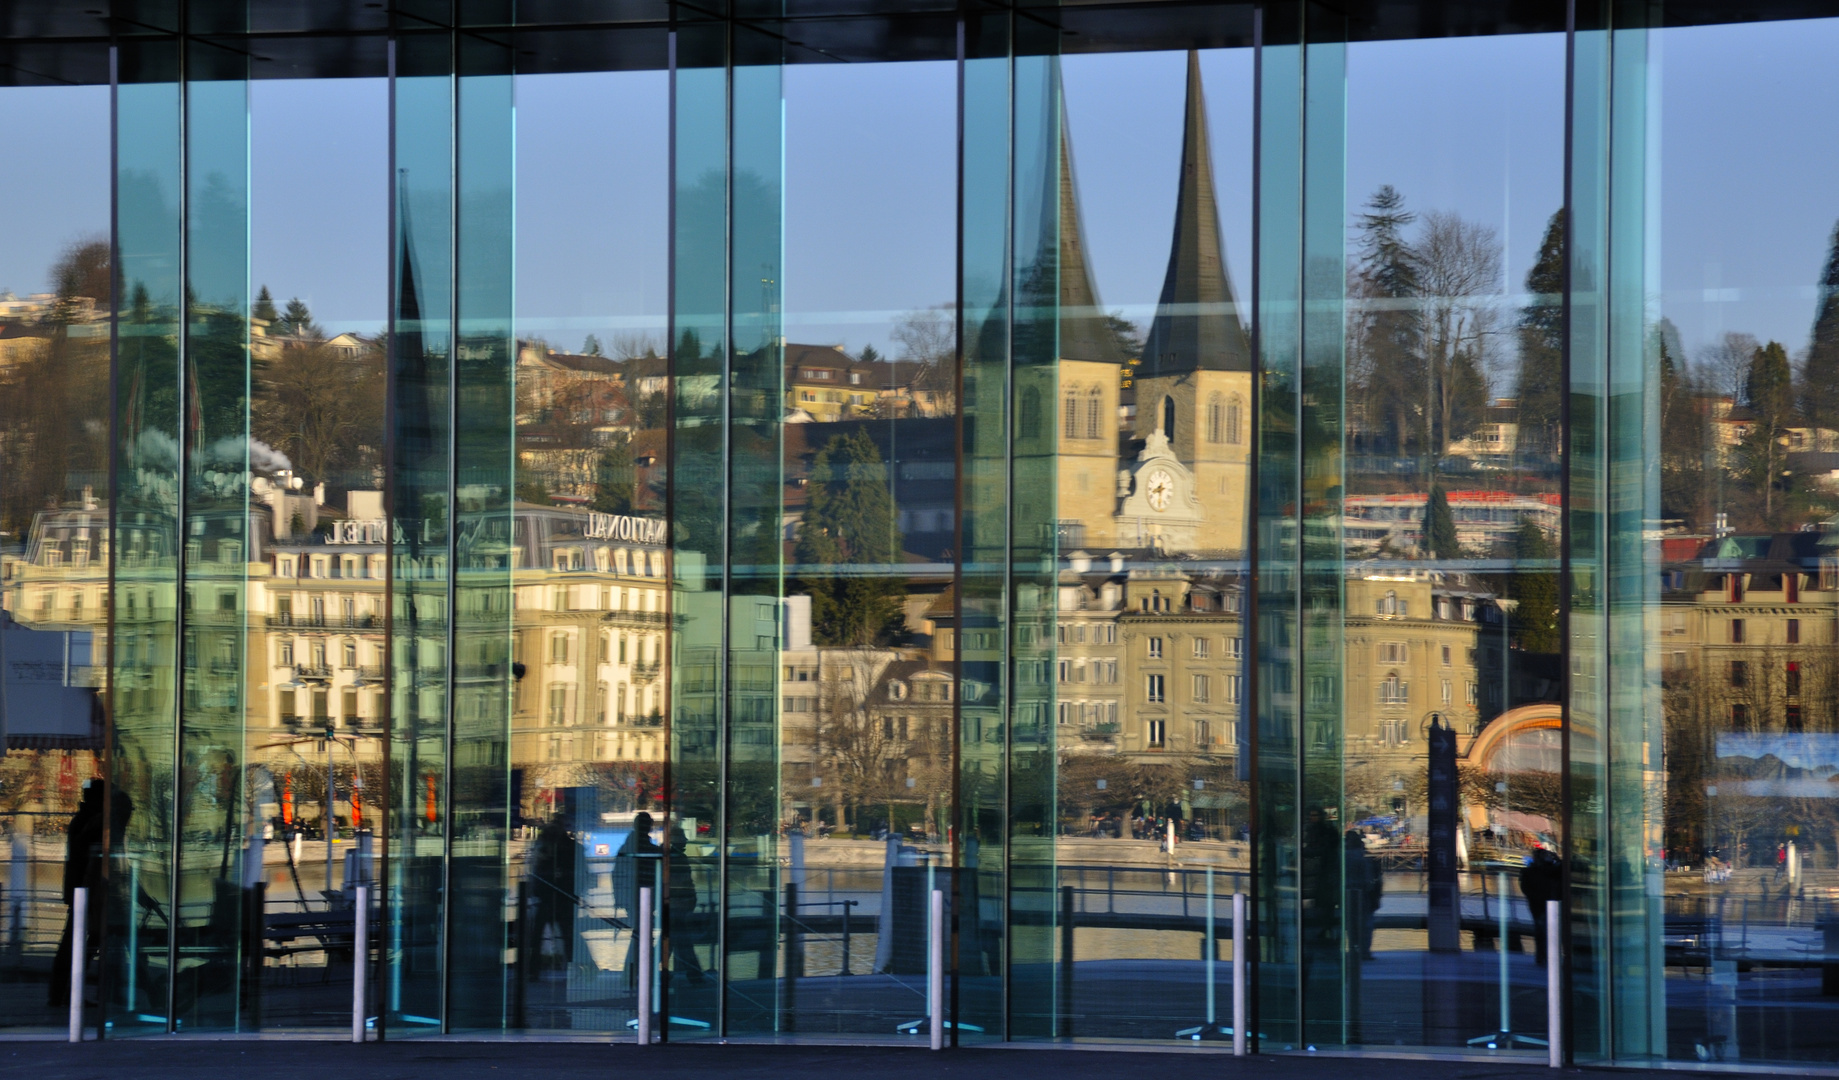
[49, 780, 104, 1007]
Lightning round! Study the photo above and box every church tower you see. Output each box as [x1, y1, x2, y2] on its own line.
[1125, 50, 1253, 555]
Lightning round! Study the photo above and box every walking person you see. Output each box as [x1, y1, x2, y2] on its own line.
[1520, 845, 1562, 966]
[1344, 830, 1381, 961]
[618, 812, 660, 989]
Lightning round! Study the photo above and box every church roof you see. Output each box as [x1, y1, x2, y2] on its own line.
[1139, 50, 1252, 377]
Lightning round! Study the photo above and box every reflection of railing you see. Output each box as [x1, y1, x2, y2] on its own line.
[268, 614, 379, 629]
[295, 663, 333, 680]
[632, 662, 662, 683]
[603, 610, 670, 627]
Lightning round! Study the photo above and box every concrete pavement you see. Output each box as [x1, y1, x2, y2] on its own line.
[0, 1038, 1717, 1080]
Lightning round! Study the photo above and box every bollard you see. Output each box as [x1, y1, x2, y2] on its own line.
[637, 885, 653, 1045]
[1546, 899, 1561, 1067]
[1232, 891, 1247, 1057]
[68, 886, 86, 1042]
[928, 888, 944, 1050]
[352, 885, 369, 1042]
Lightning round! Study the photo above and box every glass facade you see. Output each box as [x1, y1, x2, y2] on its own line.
[3, 0, 1839, 1069]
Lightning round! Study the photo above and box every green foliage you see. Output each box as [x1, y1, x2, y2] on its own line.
[1516, 210, 1566, 457]
[581, 333, 604, 357]
[796, 431, 906, 647]
[1352, 185, 1428, 456]
[1423, 486, 1459, 561]
[277, 296, 320, 339]
[590, 437, 635, 514]
[253, 284, 278, 324]
[1509, 520, 1560, 655]
[1740, 340, 1796, 527]
[1803, 220, 1839, 431]
[515, 479, 551, 505]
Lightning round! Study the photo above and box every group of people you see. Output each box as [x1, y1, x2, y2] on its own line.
[523, 810, 705, 985]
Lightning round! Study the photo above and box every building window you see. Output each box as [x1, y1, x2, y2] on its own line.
[1377, 591, 1407, 617]
[1729, 660, 1748, 688]
[1148, 636, 1163, 659]
[1787, 661, 1802, 697]
[1226, 674, 1243, 704]
[1441, 644, 1452, 666]
[1064, 387, 1080, 439]
[1379, 672, 1408, 705]
[1379, 718, 1409, 747]
[1789, 618, 1801, 644]
[1147, 718, 1167, 747]
[1226, 394, 1243, 444]
[1731, 703, 1749, 727]
[1147, 674, 1166, 702]
[1193, 637, 1211, 659]
[1206, 393, 1225, 444]
[1086, 387, 1102, 440]
[1378, 641, 1408, 664]
[551, 633, 570, 663]
[1441, 679, 1452, 705]
[1730, 618, 1744, 644]
[1227, 637, 1243, 660]
[1192, 674, 1211, 702]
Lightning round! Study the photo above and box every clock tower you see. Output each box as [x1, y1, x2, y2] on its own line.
[1115, 429, 1203, 552]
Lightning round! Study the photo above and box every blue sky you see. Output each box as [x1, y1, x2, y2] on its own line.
[4, 17, 1838, 369]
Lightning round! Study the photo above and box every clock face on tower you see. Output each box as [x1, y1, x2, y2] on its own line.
[1146, 468, 1174, 512]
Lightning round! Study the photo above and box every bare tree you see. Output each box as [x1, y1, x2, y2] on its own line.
[1417, 211, 1501, 456]
[892, 304, 957, 414]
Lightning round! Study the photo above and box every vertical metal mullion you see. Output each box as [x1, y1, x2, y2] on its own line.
[99, 38, 122, 1042]
[378, 26, 398, 1045]
[167, 26, 189, 1037]
[1557, 0, 1578, 1066]
[660, 21, 679, 1044]
[438, 23, 460, 1037]
[947, 6, 966, 1050]
[715, 16, 736, 1040]
[1245, 2, 1263, 1054]
[1290, 7, 1307, 1041]
[1007, 4, 1022, 1045]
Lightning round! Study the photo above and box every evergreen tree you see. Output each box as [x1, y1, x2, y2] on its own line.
[277, 296, 320, 338]
[590, 436, 635, 514]
[858, 343, 882, 365]
[582, 333, 604, 357]
[1741, 340, 1795, 527]
[1423, 486, 1460, 560]
[1656, 318, 1707, 528]
[1509, 520, 1561, 655]
[1351, 185, 1426, 457]
[1803, 220, 1839, 432]
[1515, 210, 1566, 460]
[796, 430, 905, 646]
[253, 285, 278, 323]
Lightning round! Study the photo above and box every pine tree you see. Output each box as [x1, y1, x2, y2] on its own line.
[1803, 220, 1839, 432]
[1656, 318, 1707, 528]
[1516, 210, 1566, 459]
[1424, 486, 1459, 560]
[796, 430, 905, 646]
[253, 285, 278, 323]
[1509, 520, 1560, 655]
[1351, 185, 1426, 457]
[1741, 340, 1795, 527]
[278, 296, 319, 339]
[582, 334, 604, 356]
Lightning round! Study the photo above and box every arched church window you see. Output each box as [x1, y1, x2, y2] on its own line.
[1063, 386, 1080, 439]
[1206, 393, 1225, 444]
[1085, 387, 1102, 440]
[1226, 394, 1244, 444]
[1161, 395, 1176, 441]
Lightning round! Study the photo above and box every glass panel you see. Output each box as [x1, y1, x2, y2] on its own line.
[109, 37, 185, 1036]
[956, 5, 1012, 1042]
[245, 59, 389, 1032]
[0, 41, 112, 1035]
[667, 15, 732, 1040]
[773, 17, 958, 1037]
[445, 32, 515, 1033]
[507, 27, 671, 1034]
[1034, 10, 1258, 1043]
[387, 27, 454, 1036]
[1327, 17, 1567, 1054]
[718, 20, 784, 1037]
[172, 35, 251, 1032]
[1635, 13, 1839, 1068]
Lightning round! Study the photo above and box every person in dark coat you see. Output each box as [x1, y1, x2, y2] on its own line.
[1520, 846, 1563, 966]
[1300, 807, 1342, 948]
[618, 812, 660, 988]
[664, 822, 706, 982]
[1344, 830, 1382, 961]
[526, 814, 580, 975]
[49, 780, 105, 1006]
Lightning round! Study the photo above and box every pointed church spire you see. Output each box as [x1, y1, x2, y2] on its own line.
[1140, 50, 1251, 377]
[1053, 124, 1127, 366]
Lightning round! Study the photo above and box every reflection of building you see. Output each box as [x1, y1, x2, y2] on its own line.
[1342, 490, 1561, 555]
